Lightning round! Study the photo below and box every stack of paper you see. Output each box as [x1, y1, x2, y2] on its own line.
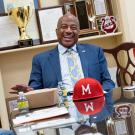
[13, 106, 68, 126]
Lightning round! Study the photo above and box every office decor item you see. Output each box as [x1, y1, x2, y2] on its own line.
[93, 0, 107, 16]
[115, 104, 131, 118]
[86, 0, 97, 30]
[8, 5, 33, 47]
[74, 0, 99, 37]
[106, 103, 135, 135]
[75, 0, 90, 30]
[92, 0, 114, 34]
[101, 16, 117, 34]
[64, 2, 76, 15]
[62, 0, 100, 37]
[36, 6, 64, 44]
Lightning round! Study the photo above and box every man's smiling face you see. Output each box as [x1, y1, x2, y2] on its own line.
[56, 13, 80, 48]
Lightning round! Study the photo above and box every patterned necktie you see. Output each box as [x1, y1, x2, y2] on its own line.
[66, 49, 82, 85]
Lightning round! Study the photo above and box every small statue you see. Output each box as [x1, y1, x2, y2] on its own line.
[88, 15, 96, 30]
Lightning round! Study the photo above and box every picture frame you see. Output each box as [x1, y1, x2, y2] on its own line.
[64, 3, 76, 16]
[75, 0, 90, 30]
[92, 0, 108, 16]
[74, 0, 99, 37]
[36, 6, 64, 44]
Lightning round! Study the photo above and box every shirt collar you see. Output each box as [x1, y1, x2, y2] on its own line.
[58, 43, 77, 55]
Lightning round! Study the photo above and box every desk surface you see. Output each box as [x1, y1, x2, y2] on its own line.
[12, 91, 135, 135]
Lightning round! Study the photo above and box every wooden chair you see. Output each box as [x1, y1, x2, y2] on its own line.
[104, 42, 135, 87]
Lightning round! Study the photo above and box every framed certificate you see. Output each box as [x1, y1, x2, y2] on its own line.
[36, 6, 64, 44]
[92, 0, 107, 16]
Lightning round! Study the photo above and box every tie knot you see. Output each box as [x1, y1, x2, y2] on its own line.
[66, 48, 73, 55]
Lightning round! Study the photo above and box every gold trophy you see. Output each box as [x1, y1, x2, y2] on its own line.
[8, 6, 33, 47]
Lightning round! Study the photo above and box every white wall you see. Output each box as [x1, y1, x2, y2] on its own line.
[118, 0, 135, 42]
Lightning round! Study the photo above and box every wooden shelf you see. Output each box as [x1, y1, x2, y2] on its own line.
[0, 32, 122, 55]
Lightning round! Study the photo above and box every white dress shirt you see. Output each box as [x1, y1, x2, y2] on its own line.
[58, 44, 84, 92]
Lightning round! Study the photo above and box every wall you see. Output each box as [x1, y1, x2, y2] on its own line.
[117, 0, 135, 42]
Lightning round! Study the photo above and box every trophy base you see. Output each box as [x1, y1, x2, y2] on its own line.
[18, 39, 33, 48]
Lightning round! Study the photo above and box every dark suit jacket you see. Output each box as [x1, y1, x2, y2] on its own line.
[29, 44, 115, 92]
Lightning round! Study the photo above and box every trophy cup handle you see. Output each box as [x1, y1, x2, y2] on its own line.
[27, 2, 33, 22]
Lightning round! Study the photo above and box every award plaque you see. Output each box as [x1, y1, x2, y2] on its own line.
[8, 6, 33, 48]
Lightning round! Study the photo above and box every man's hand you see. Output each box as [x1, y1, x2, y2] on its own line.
[10, 84, 33, 94]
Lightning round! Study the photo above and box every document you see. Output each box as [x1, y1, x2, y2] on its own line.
[13, 106, 68, 126]
[38, 7, 63, 42]
[94, 0, 107, 16]
[0, 15, 19, 48]
[31, 117, 76, 130]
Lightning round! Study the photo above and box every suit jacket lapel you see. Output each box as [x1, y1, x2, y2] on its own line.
[77, 44, 89, 77]
[48, 47, 62, 82]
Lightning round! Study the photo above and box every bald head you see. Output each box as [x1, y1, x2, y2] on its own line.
[57, 12, 80, 29]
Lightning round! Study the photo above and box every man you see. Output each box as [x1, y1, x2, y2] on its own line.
[11, 12, 115, 93]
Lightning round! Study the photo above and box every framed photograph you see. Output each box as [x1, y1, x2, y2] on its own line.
[0, 13, 19, 51]
[92, 0, 108, 16]
[75, 0, 89, 30]
[36, 6, 64, 44]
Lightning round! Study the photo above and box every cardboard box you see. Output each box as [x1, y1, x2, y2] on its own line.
[6, 88, 59, 114]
